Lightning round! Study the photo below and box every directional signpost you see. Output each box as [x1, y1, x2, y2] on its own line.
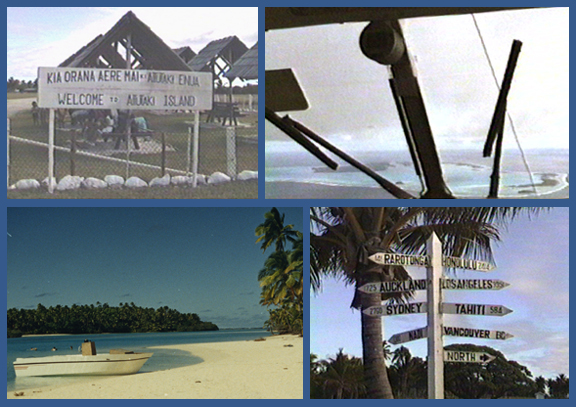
[444, 351, 496, 364]
[442, 326, 514, 340]
[363, 233, 513, 399]
[389, 326, 514, 345]
[358, 279, 427, 294]
[442, 303, 513, 317]
[358, 279, 509, 294]
[389, 327, 427, 345]
[362, 302, 426, 317]
[368, 253, 495, 271]
[442, 279, 509, 290]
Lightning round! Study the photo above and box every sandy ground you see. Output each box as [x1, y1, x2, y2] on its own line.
[7, 97, 37, 117]
[8, 335, 303, 399]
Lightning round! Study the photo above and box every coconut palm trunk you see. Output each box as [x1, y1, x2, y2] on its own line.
[361, 290, 393, 398]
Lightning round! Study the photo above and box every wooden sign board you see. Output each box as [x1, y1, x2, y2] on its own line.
[368, 253, 495, 271]
[444, 350, 496, 364]
[38, 67, 213, 110]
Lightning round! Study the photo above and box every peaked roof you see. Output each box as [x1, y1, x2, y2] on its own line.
[173, 46, 196, 64]
[188, 36, 248, 73]
[225, 42, 258, 80]
[60, 11, 191, 71]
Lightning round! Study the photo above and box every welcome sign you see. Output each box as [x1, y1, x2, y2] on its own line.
[38, 67, 213, 110]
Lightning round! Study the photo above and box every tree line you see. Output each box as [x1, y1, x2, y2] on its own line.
[255, 208, 303, 335]
[311, 345, 569, 399]
[7, 77, 37, 93]
[7, 302, 218, 338]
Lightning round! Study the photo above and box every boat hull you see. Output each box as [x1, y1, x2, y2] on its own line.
[13, 353, 153, 377]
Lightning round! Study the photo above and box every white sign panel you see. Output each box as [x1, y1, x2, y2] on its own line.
[363, 302, 427, 317]
[444, 351, 496, 364]
[369, 253, 429, 267]
[358, 279, 427, 294]
[442, 279, 509, 290]
[38, 67, 213, 110]
[389, 326, 513, 345]
[442, 256, 494, 272]
[389, 327, 427, 345]
[359, 279, 509, 294]
[368, 253, 495, 271]
[443, 326, 514, 340]
[442, 303, 513, 317]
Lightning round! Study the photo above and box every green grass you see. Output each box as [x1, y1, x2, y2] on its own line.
[8, 109, 258, 198]
[8, 179, 258, 199]
[7, 92, 38, 100]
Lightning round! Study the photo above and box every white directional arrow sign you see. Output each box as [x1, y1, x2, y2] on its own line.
[368, 253, 495, 272]
[389, 326, 514, 345]
[359, 279, 509, 294]
[358, 279, 427, 294]
[441, 279, 509, 290]
[442, 303, 513, 317]
[389, 327, 428, 345]
[442, 256, 495, 272]
[363, 302, 427, 317]
[368, 253, 429, 267]
[444, 351, 496, 364]
[443, 326, 514, 340]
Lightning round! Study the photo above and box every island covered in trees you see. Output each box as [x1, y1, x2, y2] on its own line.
[7, 302, 218, 338]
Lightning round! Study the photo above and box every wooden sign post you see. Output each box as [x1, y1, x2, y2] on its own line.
[365, 233, 511, 399]
[427, 232, 444, 399]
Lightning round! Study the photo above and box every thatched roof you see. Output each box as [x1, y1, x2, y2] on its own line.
[60, 11, 191, 71]
[173, 46, 196, 64]
[225, 42, 258, 80]
[187, 36, 248, 74]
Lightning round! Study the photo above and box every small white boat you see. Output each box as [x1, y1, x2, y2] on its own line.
[14, 344, 153, 377]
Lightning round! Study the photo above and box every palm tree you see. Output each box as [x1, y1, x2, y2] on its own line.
[310, 207, 545, 399]
[390, 346, 427, 398]
[256, 207, 299, 253]
[256, 209, 304, 335]
[320, 349, 366, 399]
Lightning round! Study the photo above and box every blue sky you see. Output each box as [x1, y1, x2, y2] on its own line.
[7, 7, 258, 81]
[311, 208, 569, 379]
[7, 207, 303, 329]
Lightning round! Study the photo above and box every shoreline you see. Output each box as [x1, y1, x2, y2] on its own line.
[265, 180, 569, 199]
[7, 334, 303, 399]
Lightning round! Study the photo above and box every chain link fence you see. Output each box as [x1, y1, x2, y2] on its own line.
[7, 100, 258, 192]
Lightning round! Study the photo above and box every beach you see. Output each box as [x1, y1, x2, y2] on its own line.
[7, 334, 303, 399]
[265, 180, 569, 199]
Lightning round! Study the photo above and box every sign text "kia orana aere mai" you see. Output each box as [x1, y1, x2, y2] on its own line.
[38, 67, 213, 111]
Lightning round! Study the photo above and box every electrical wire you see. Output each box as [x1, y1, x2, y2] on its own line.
[472, 14, 538, 195]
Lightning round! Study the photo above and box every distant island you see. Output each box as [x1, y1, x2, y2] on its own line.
[7, 303, 218, 338]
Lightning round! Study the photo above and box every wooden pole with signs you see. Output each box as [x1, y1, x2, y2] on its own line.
[427, 232, 444, 399]
[366, 236, 512, 399]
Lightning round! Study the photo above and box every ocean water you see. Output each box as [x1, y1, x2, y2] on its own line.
[265, 146, 569, 198]
[7, 329, 270, 392]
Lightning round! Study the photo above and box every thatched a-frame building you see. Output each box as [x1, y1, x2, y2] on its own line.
[60, 11, 191, 71]
[225, 42, 258, 81]
[188, 36, 248, 79]
[173, 46, 196, 64]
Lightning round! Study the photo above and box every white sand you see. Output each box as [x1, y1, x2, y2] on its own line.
[8, 335, 303, 399]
